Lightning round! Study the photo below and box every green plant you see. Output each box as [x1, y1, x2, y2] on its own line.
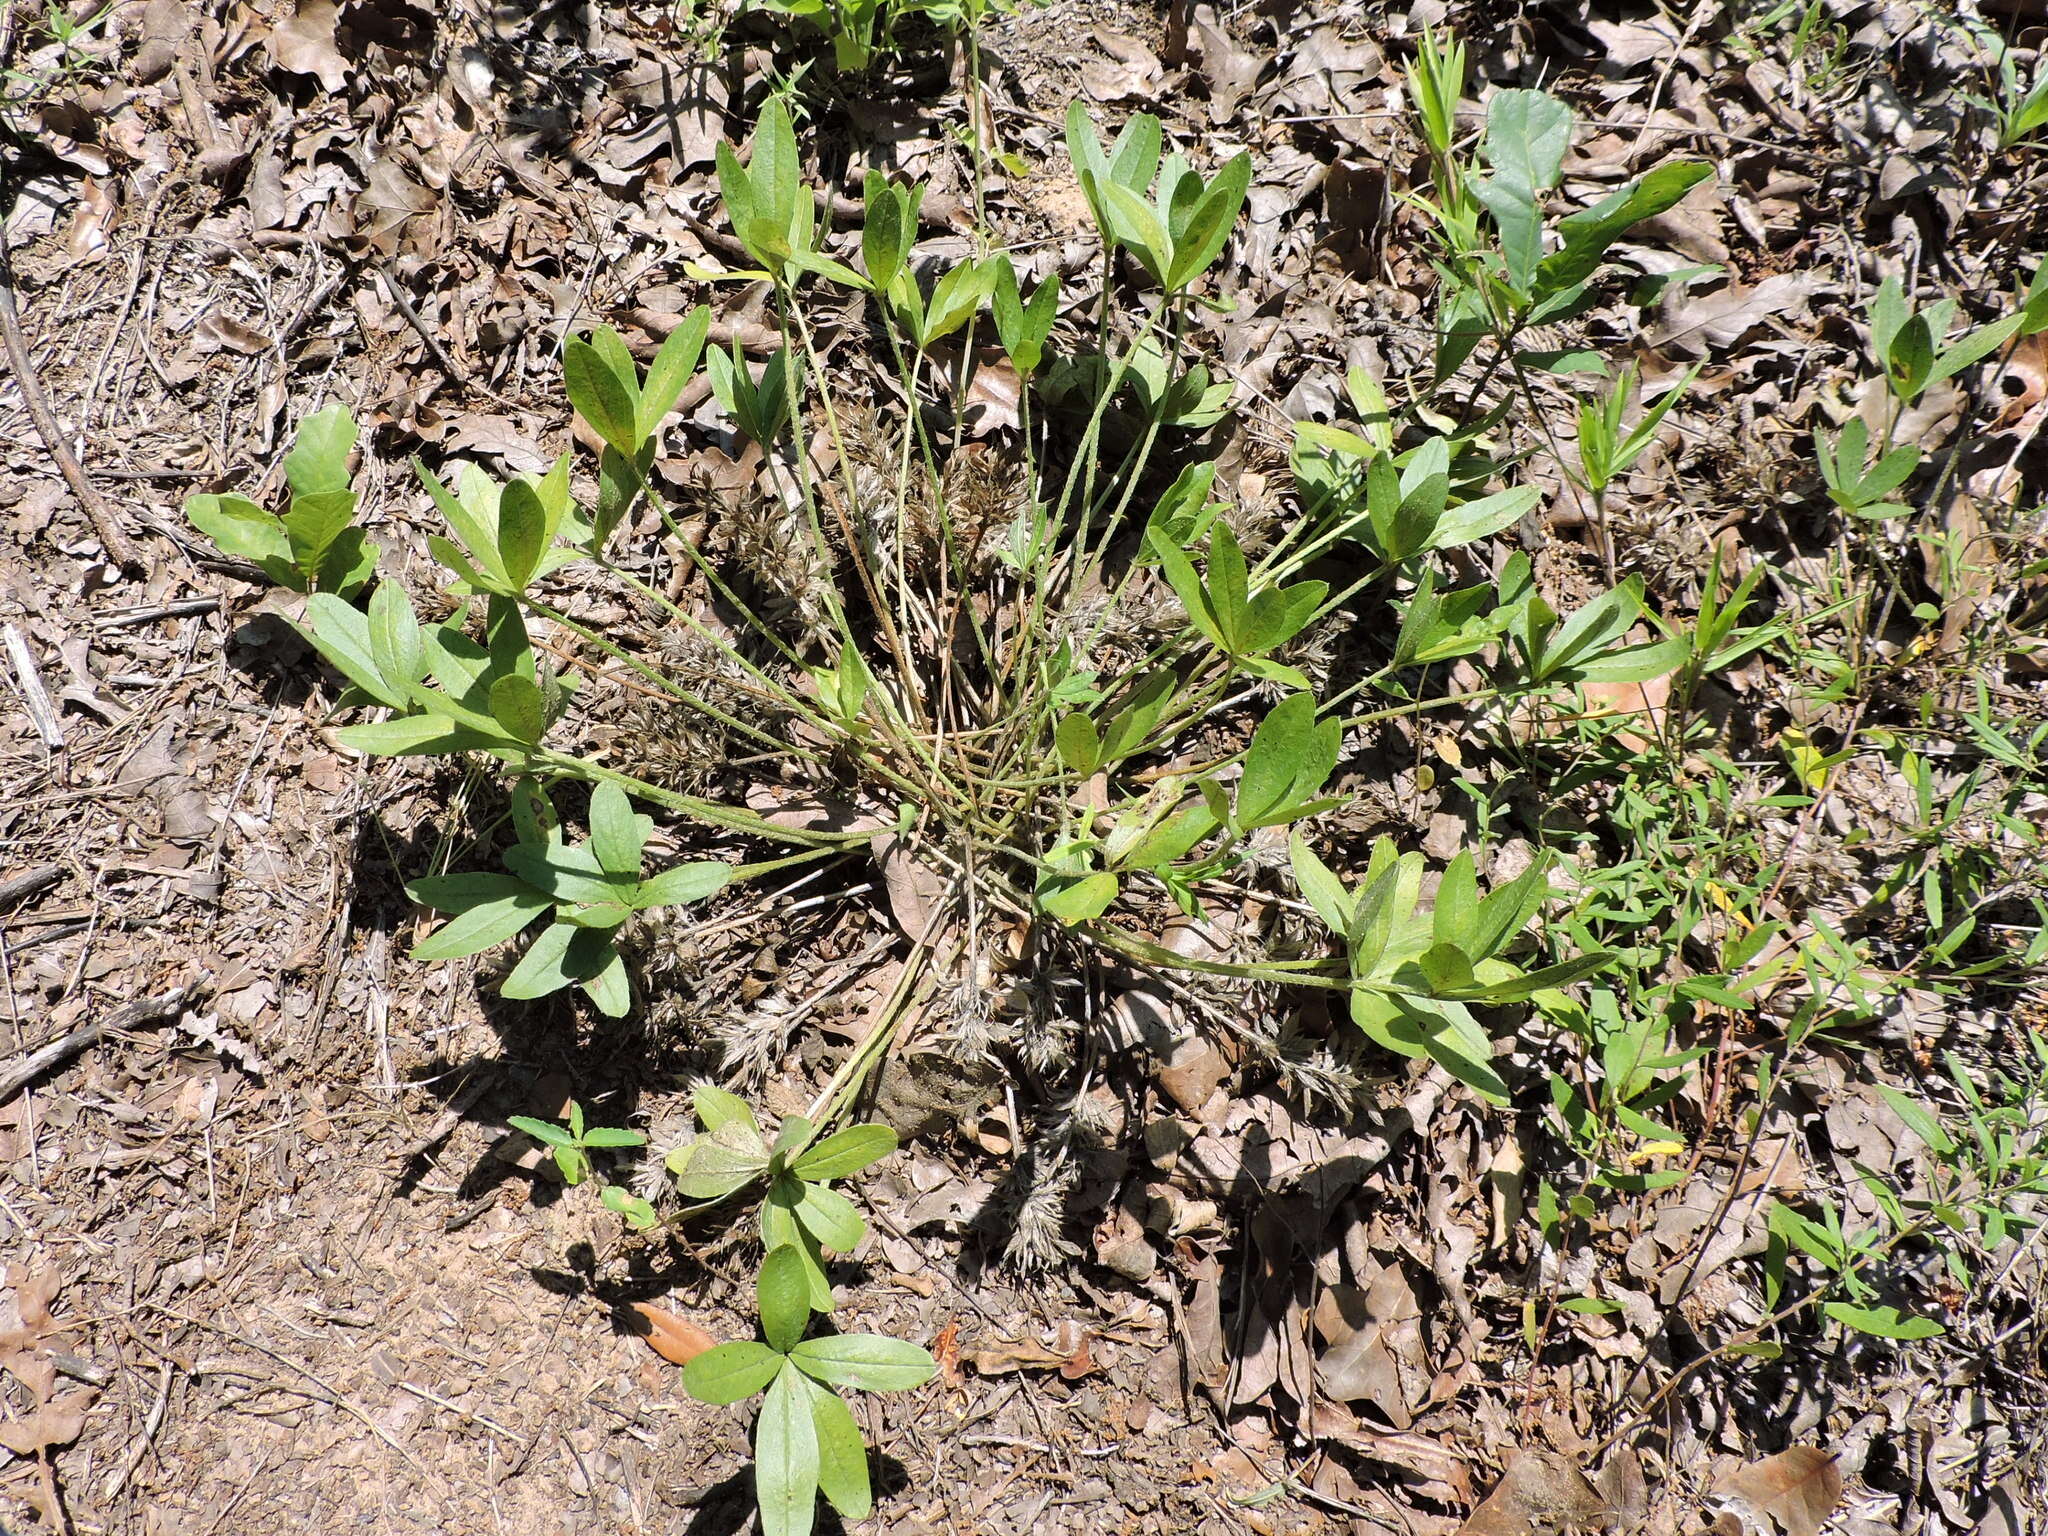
[666, 1087, 900, 1310]
[185, 405, 376, 597]
[406, 782, 736, 1016]
[685, 1244, 935, 1536]
[508, 1099, 647, 1186]
[1958, 26, 2048, 149]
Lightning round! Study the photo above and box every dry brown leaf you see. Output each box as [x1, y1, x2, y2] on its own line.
[964, 1320, 1099, 1380]
[1711, 1446, 1842, 1536]
[1990, 331, 2048, 432]
[0, 1393, 89, 1458]
[269, 0, 351, 93]
[1649, 273, 1822, 357]
[1457, 1450, 1611, 1536]
[627, 1303, 715, 1366]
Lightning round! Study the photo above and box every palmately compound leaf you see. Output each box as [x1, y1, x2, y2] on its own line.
[789, 1124, 897, 1183]
[786, 1334, 937, 1394]
[755, 1364, 822, 1536]
[682, 1340, 784, 1405]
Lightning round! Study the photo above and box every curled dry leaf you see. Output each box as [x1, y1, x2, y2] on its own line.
[627, 1302, 716, 1366]
[1710, 1446, 1843, 1536]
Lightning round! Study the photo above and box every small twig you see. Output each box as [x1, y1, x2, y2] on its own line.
[93, 596, 220, 629]
[0, 985, 195, 1104]
[367, 256, 523, 410]
[3, 623, 65, 749]
[0, 228, 147, 571]
[101, 1359, 174, 1502]
[0, 862, 62, 913]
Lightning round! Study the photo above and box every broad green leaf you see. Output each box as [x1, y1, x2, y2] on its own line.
[1428, 486, 1539, 552]
[496, 476, 547, 591]
[635, 861, 733, 909]
[333, 716, 506, 756]
[1167, 152, 1251, 290]
[582, 942, 632, 1016]
[683, 1340, 783, 1405]
[1099, 670, 1178, 763]
[1238, 693, 1337, 829]
[588, 782, 650, 881]
[1056, 713, 1102, 776]
[1823, 1302, 1943, 1339]
[791, 1124, 897, 1182]
[1925, 315, 2023, 387]
[282, 489, 357, 580]
[755, 1365, 820, 1536]
[805, 1376, 871, 1519]
[367, 580, 423, 694]
[1416, 941, 1476, 994]
[581, 1127, 646, 1148]
[1289, 834, 1354, 935]
[1358, 993, 1510, 1104]
[786, 1334, 937, 1393]
[415, 460, 507, 590]
[1039, 870, 1120, 924]
[695, 1085, 760, 1135]
[282, 404, 357, 498]
[639, 307, 712, 440]
[487, 673, 548, 745]
[759, 1243, 814, 1354]
[716, 140, 757, 247]
[1469, 856, 1550, 959]
[1155, 542, 1222, 648]
[1432, 851, 1479, 952]
[504, 834, 620, 906]
[500, 921, 616, 999]
[1107, 112, 1163, 195]
[408, 873, 551, 959]
[507, 1114, 575, 1147]
[1539, 160, 1713, 293]
[669, 1131, 771, 1200]
[917, 258, 992, 346]
[564, 336, 641, 454]
[302, 593, 408, 706]
[186, 493, 289, 567]
[795, 1181, 865, 1252]
[862, 172, 912, 295]
[750, 99, 801, 245]
[1100, 179, 1171, 281]
[1204, 522, 1251, 646]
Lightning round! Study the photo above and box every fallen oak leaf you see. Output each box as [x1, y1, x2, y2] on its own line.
[1710, 1446, 1842, 1536]
[626, 1302, 716, 1366]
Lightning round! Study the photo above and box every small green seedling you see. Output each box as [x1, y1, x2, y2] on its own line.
[1813, 416, 1920, 521]
[685, 1244, 935, 1536]
[1064, 105, 1251, 295]
[407, 781, 733, 1016]
[508, 1099, 647, 1186]
[185, 405, 376, 597]
[666, 1087, 900, 1310]
[1156, 524, 1328, 687]
[1865, 275, 2021, 406]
